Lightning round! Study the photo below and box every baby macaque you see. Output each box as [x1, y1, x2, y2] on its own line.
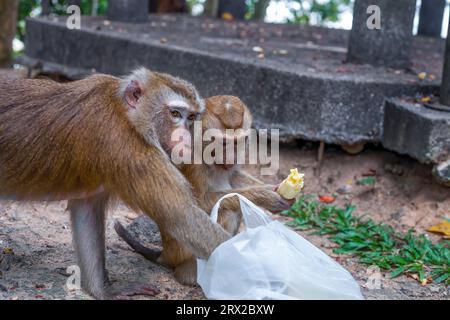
[116, 95, 290, 285]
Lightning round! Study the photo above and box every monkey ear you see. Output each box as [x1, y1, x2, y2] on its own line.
[124, 80, 142, 108]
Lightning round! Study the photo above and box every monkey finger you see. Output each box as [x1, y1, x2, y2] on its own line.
[271, 198, 293, 213]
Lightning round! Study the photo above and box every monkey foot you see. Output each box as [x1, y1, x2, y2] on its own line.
[114, 283, 160, 300]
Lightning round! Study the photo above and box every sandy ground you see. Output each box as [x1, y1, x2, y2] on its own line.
[0, 143, 448, 300]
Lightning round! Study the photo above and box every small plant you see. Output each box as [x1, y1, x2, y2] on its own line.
[356, 176, 376, 186]
[284, 196, 450, 285]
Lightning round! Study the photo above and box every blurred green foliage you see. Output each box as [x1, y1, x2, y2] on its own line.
[170, 0, 353, 24]
[287, 0, 353, 24]
[17, 0, 354, 41]
[17, 0, 108, 41]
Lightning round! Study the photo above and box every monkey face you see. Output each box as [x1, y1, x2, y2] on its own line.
[119, 68, 204, 156]
[200, 96, 253, 169]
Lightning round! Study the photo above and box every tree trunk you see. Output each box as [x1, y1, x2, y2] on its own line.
[149, 0, 188, 13]
[347, 0, 416, 69]
[217, 0, 247, 20]
[107, 0, 149, 23]
[418, 0, 446, 38]
[41, 0, 51, 15]
[0, 0, 19, 68]
[68, 0, 82, 6]
[440, 10, 450, 106]
[157, 0, 188, 13]
[204, 0, 219, 17]
[91, 0, 99, 16]
[253, 0, 270, 20]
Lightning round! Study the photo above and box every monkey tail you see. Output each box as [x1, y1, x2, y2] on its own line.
[114, 220, 161, 263]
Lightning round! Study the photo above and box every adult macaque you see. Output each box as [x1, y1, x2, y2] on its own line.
[0, 68, 230, 299]
[116, 95, 290, 285]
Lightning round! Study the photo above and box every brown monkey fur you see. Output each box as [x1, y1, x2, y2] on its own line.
[116, 95, 290, 285]
[0, 69, 230, 299]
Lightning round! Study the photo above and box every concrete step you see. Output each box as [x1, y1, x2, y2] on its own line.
[382, 98, 450, 165]
[21, 15, 439, 145]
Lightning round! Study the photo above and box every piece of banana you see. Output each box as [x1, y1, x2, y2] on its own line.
[277, 168, 305, 200]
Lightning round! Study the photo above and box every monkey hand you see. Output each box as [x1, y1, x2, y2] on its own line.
[251, 185, 294, 213]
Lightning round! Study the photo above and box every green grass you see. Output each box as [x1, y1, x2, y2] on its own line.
[283, 196, 450, 285]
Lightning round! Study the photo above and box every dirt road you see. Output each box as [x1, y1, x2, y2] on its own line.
[0, 145, 448, 300]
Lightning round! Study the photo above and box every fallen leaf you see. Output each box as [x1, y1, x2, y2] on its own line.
[427, 220, 450, 236]
[2, 248, 13, 254]
[222, 12, 234, 21]
[420, 96, 431, 103]
[252, 46, 264, 53]
[319, 195, 336, 203]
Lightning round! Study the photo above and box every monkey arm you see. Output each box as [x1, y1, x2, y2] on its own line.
[203, 185, 291, 214]
[230, 169, 265, 188]
[111, 151, 231, 260]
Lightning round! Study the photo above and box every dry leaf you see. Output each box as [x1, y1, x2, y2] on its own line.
[2, 247, 13, 254]
[420, 96, 431, 103]
[427, 220, 450, 236]
[276, 49, 288, 55]
[319, 195, 336, 203]
[222, 12, 234, 21]
[252, 46, 264, 53]
[418, 72, 427, 80]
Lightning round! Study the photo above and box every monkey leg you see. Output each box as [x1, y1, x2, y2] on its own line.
[114, 219, 192, 266]
[69, 194, 159, 299]
[115, 219, 199, 286]
[68, 193, 110, 299]
[114, 212, 242, 287]
[158, 230, 193, 268]
[174, 258, 198, 286]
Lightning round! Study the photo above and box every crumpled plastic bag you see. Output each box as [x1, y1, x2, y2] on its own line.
[197, 193, 364, 300]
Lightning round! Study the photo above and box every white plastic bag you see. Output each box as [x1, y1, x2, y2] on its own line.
[197, 193, 364, 300]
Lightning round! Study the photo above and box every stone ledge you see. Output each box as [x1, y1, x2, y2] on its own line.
[382, 98, 450, 164]
[23, 15, 439, 145]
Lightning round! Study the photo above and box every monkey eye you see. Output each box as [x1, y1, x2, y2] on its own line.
[171, 110, 182, 118]
[187, 113, 197, 121]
